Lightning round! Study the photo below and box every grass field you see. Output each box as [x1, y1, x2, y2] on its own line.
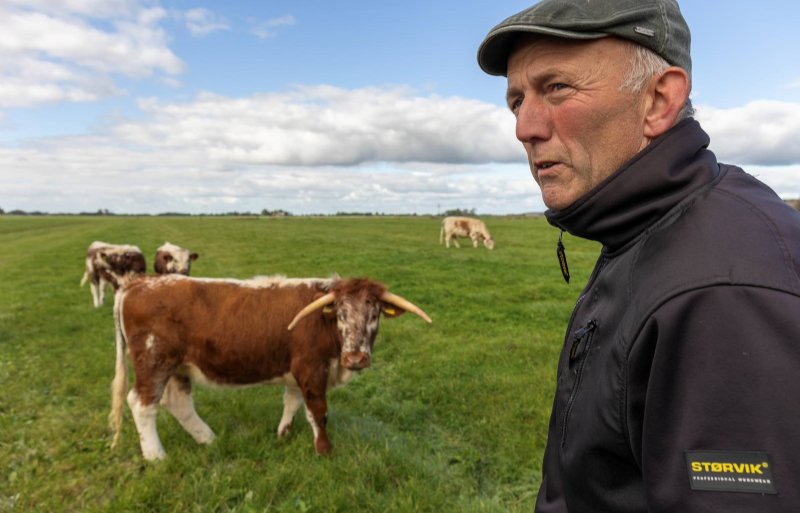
[0, 215, 600, 513]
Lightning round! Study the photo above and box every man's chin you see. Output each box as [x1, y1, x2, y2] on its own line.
[542, 193, 576, 212]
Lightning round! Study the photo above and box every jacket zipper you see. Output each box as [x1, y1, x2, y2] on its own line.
[562, 254, 606, 339]
[560, 319, 598, 448]
[557, 253, 605, 448]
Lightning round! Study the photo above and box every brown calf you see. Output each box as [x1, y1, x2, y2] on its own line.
[109, 274, 431, 460]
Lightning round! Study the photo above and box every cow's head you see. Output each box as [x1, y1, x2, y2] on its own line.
[95, 248, 146, 287]
[287, 279, 431, 370]
[484, 237, 495, 250]
[154, 243, 199, 275]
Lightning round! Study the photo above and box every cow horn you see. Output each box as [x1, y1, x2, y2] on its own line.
[380, 292, 432, 323]
[287, 292, 336, 331]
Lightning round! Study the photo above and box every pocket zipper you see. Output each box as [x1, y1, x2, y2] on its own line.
[561, 319, 598, 447]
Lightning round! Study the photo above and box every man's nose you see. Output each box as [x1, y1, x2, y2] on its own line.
[515, 97, 551, 143]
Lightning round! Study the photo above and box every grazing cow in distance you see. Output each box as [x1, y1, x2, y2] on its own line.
[109, 274, 432, 461]
[440, 216, 495, 250]
[154, 242, 198, 275]
[80, 241, 146, 307]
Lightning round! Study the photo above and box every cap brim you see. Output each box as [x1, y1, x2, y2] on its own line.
[477, 24, 607, 76]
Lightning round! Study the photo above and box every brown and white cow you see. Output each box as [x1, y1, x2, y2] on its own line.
[109, 274, 431, 460]
[154, 242, 198, 275]
[440, 216, 495, 250]
[80, 241, 146, 307]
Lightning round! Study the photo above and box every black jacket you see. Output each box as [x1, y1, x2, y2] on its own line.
[535, 119, 800, 512]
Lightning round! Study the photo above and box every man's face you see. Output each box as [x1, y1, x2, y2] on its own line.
[506, 36, 650, 211]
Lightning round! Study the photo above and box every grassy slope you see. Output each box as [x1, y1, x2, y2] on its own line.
[0, 215, 599, 513]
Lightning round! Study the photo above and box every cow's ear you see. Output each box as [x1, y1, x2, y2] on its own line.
[164, 254, 174, 262]
[381, 302, 406, 318]
[321, 304, 336, 319]
[311, 292, 336, 319]
[190, 253, 199, 261]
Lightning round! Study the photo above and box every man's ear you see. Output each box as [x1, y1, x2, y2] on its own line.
[643, 66, 691, 139]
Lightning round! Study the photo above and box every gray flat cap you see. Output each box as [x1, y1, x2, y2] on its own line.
[477, 0, 691, 78]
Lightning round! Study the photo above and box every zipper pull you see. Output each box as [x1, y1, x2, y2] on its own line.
[569, 319, 597, 361]
[557, 230, 570, 284]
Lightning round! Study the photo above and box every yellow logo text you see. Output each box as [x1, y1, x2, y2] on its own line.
[690, 462, 765, 475]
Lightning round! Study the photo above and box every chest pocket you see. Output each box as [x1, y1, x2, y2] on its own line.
[560, 319, 598, 448]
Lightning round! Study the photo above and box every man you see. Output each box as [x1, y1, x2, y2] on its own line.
[477, 1, 800, 512]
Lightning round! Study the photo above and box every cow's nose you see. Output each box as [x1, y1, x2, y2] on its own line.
[342, 352, 370, 370]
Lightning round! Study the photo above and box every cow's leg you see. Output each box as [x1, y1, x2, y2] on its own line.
[90, 276, 102, 307]
[277, 385, 303, 438]
[127, 389, 166, 461]
[160, 375, 215, 445]
[471, 235, 480, 248]
[98, 277, 109, 306]
[450, 235, 460, 248]
[301, 389, 331, 455]
[304, 401, 330, 455]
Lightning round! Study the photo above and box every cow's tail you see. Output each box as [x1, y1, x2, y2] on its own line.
[439, 221, 445, 245]
[109, 289, 128, 449]
[80, 270, 89, 287]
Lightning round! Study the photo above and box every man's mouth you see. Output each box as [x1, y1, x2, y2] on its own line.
[536, 161, 557, 170]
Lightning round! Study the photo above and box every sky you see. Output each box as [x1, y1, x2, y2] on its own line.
[1, 0, 798, 216]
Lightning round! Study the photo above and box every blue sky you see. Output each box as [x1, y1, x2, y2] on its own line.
[1, 0, 798, 215]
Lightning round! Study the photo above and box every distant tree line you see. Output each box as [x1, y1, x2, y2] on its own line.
[0, 207, 431, 217]
[0, 208, 294, 217]
[442, 207, 477, 217]
[261, 209, 292, 217]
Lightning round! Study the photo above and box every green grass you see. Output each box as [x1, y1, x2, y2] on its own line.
[0, 215, 600, 512]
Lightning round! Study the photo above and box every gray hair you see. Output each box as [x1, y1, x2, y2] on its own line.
[620, 43, 694, 121]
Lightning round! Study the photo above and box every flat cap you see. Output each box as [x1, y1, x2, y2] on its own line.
[477, 0, 691, 78]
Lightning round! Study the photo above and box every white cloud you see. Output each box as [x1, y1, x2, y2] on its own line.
[0, 139, 538, 214]
[249, 14, 295, 39]
[0, 1, 183, 109]
[745, 165, 800, 199]
[2, 87, 799, 215]
[114, 86, 520, 166]
[0, 86, 534, 214]
[0, 55, 119, 107]
[695, 100, 800, 166]
[1, 0, 139, 18]
[184, 8, 229, 37]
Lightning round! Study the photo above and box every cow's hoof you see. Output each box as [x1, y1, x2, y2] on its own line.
[314, 438, 332, 455]
[277, 421, 293, 438]
[142, 448, 166, 461]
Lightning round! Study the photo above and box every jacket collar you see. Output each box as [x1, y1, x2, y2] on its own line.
[545, 119, 719, 252]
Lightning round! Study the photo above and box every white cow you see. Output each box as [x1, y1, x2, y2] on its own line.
[440, 217, 495, 250]
[153, 242, 198, 275]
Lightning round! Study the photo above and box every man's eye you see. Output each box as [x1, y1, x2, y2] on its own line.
[508, 97, 523, 114]
[550, 83, 570, 92]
